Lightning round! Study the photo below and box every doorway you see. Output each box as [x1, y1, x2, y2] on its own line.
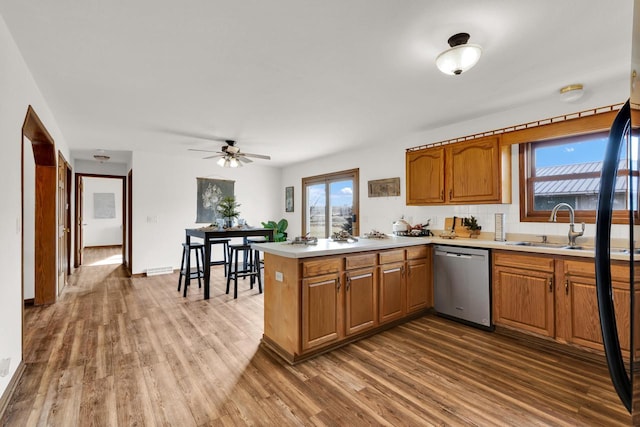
[22, 106, 57, 306]
[74, 174, 126, 267]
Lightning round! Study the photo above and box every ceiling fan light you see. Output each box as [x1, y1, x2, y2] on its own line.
[436, 33, 482, 75]
[217, 157, 226, 167]
[229, 157, 240, 168]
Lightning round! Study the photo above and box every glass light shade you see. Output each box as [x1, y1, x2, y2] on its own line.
[436, 44, 482, 75]
[229, 157, 240, 168]
[217, 157, 226, 167]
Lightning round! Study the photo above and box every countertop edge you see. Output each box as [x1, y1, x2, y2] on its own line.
[252, 236, 631, 261]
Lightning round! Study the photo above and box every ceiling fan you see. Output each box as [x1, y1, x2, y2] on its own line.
[189, 139, 271, 168]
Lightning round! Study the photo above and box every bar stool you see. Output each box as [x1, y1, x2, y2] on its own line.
[209, 238, 231, 276]
[244, 236, 266, 271]
[226, 244, 262, 299]
[178, 242, 205, 297]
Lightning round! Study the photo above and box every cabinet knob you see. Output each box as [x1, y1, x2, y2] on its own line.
[548, 278, 553, 292]
[565, 279, 569, 295]
[336, 277, 341, 291]
[346, 274, 351, 291]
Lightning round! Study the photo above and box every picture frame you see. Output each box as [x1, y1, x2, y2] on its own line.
[285, 186, 294, 212]
[368, 177, 401, 197]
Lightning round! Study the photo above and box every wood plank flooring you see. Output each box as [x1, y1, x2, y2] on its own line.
[2, 247, 632, 426]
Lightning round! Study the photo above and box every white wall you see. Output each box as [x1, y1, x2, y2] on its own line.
[0, 14, 70, 398]
[74, 159, 128, 176]
[82, 177, 123, 247]
[131, 151, 281, 274]
[281, 80, 631, 242]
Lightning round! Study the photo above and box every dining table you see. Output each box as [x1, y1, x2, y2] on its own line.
[185, 226, 275, 299]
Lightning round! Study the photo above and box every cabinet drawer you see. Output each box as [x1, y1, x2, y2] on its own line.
[379, 249, 405, 264]
[406, 245, 428, 260]
[493, 251, 554, 272]
[302, 257, 342, 277]
[345, 253, 377, 270]
[565, 259, 629, 282]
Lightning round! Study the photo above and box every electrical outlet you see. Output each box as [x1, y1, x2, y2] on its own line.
[0, 358, 10, 377]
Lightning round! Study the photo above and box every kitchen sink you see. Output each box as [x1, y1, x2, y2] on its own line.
[506, 241, 584, 250]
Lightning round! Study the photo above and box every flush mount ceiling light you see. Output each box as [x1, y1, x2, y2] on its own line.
[436, 32, 482, 76]
[559, 84, 585, 102]
[93, 154, 110, 162]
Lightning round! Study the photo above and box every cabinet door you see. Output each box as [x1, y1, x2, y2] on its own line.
[406, 148, 445, 205]
[560, 261, 631, 353]
[378, 262, 405, 324]
[493, 265, 555, 337]
[302, 272, 342, 351]
[406, 257, 431, 313]
[446, 137, 500, 203]
[345, 267, 377, 336]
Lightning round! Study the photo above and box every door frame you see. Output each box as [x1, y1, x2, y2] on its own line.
[57, 151, 72, 293]
[22, 106, 57, 306]
[74, 173, 127, 268]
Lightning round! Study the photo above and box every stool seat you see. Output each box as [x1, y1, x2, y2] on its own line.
[226, 244, 262, 299]
[178, 242, 205, 297]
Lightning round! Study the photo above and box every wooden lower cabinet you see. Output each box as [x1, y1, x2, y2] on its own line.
[493, 252, 555, 337]
[406, 247, 431, 313]
[493, 250, 632, 355]
[302, 271, 342, 351]
[345, 266, 377, 336]
[263, 245, 432, 363]
[379, 261, 405, 324]
[558, 260, 631, 353]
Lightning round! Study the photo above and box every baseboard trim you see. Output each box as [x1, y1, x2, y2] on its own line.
[0, 360, 25, 420]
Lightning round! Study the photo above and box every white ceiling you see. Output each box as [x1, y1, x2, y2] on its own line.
[0, 1, 633, 167]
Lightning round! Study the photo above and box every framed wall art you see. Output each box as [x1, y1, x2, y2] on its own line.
[368, 177, 400, 197]
[285, 186, 294, 212]
[196, 178, 235, 223]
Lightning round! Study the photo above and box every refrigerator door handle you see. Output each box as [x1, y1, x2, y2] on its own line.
[595, 100, 632, 412]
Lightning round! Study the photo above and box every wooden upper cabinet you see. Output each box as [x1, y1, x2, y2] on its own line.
[406, 147, 445, 204]
[446, 136, 501, 203]
[406, 136, 511, 205]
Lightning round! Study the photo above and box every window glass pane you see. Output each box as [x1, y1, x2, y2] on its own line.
[534, 137, 609, 176]
[329, 180, 353, 235]
[531, 134, 631, 212]
[306, 183, 326, 238]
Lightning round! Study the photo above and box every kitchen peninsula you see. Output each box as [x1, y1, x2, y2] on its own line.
[252, 236, 432, 363]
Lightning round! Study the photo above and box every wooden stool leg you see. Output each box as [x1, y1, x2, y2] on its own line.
[255, 249, 262, 294]
[233, 249, 239, 299]
[226, 248, 232, 295]
[178, 246, 186, 291]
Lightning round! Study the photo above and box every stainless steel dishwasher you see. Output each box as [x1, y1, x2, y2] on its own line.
[433, 245, 492, 330]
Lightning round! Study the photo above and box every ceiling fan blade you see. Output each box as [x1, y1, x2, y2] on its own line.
[163, 129, 228, 142]
[203, 154, 224, 160]
[188, 148, 219, 153]
[241, 152, 271, 160]
[238, 156, 253, 164]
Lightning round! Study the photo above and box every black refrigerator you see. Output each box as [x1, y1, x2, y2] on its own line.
[595, 0, 640, 422]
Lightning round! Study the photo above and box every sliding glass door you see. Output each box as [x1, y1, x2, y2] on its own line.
[303, 169, 359, 238]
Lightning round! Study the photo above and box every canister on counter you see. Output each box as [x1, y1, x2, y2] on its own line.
[494, 213, 505, 241]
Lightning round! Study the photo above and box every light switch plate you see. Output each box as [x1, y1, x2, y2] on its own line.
[275, 271, 283, 282]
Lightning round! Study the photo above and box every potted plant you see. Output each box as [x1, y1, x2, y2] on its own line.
[216, 196, 241, 228]
[462, 215, 481, 237]
[261, 218, 288, 242]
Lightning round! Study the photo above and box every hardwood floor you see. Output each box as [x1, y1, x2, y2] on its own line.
[2, 247, 631, 426]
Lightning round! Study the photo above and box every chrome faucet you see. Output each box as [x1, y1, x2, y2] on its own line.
[549, 202, 585, 247]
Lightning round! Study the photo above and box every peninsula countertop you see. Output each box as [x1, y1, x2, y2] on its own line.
[251, 235, 632, 261]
